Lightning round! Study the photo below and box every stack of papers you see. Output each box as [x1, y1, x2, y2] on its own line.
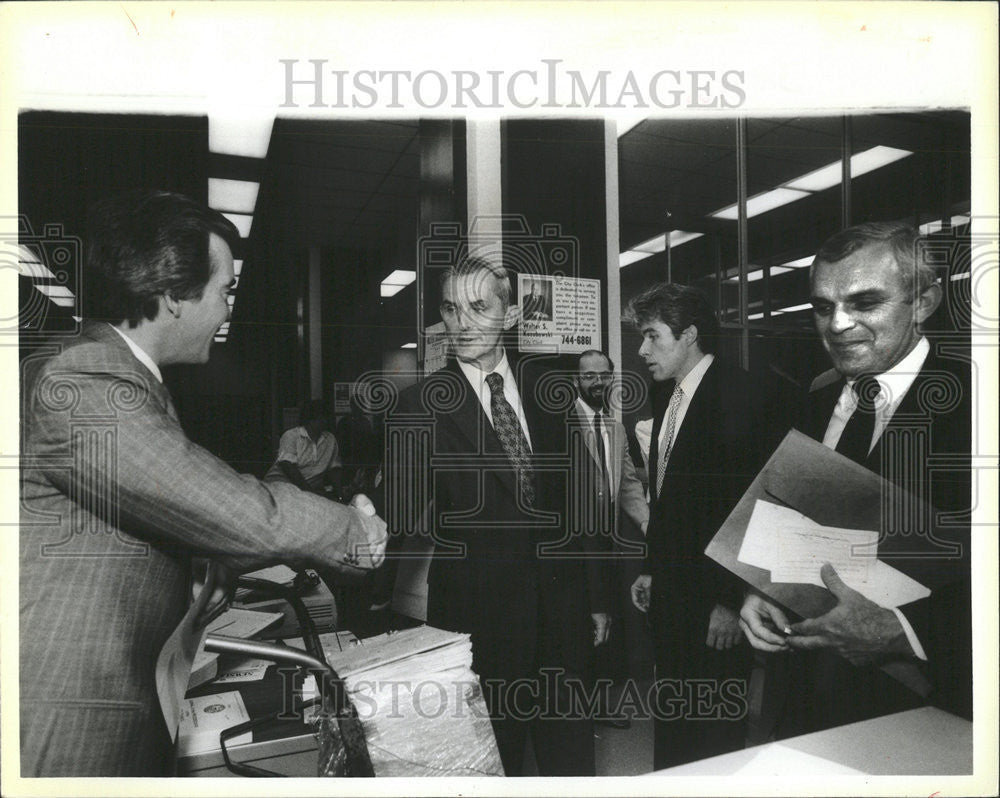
[318, 625, 504, 777]
[176, 691, 252, 757]
[738, 500, 930, 608]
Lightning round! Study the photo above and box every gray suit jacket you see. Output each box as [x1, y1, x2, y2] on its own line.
[569, 401, 648, 540]
[19, 321, 378, 776]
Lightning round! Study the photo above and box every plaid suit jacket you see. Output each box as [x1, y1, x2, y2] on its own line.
[19, 321, 377, 776]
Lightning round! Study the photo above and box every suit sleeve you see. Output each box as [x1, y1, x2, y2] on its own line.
[26, 360, 381, 575]
[618, 436, 649, 532]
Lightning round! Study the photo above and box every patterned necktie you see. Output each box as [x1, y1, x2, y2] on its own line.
[485, 372, 535, 506]
[836, 374, 880, 466]
[655, 384, 684, 497]
[593, 408, 611, 492]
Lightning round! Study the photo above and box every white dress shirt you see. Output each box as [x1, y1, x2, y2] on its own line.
[822, 337, 930, 454]
[820, 337, 931, 660]
[111, 323, 163, 383]
[457, 352, 533, 450]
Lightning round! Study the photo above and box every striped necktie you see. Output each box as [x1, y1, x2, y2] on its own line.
[655, 384, 684, 497]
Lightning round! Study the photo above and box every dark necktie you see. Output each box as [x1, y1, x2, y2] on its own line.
[835, 375, 880, 466]
[593, 409, 613, 530]
[593, 409, 609, 483]
[485, 372, 535, 506]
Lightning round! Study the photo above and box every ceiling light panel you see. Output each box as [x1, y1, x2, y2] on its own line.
[209, 116, 274, 159]
[712, 188, 810, 220]
[222, 213, 253, 238]
[383, 269, 416, 286]
[209, 178, 260, 214]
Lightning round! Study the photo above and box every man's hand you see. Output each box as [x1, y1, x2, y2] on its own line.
[348, 493, 387, 568]
[592, 613, 611, 646]
[739, 592, 791, 652]
[706, 603, 742, 650]
[631, 574, 652, 613]
[786, 563, 911, 665]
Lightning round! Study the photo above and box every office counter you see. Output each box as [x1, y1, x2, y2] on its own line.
[652, 706, 972, 776]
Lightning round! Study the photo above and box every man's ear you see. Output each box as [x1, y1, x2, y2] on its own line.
[915, 282, 943, 325]
[680, 324, 698, 346]
[503, 303, 520, 330]
[162, 293, 182, 319]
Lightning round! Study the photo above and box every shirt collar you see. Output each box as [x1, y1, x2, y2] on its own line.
[575, 396, 602, 422]
[677, 353, 714, 396]
[849, 337, 929, 404]
[457, 349, 513, 391]
[110, 324, 163, 383]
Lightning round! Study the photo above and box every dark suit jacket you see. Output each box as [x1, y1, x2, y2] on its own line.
[798, 347, 972, 719]
[385, 356, 599, 683]
[19, 321, 379, 776]
[645, 358, 789, 666]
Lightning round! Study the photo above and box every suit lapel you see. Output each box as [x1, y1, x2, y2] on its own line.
[438, 358, 521, 501]
[84, 320, 175, 419]
[571, 405, 603, 469]
[665, 360, 718, 474]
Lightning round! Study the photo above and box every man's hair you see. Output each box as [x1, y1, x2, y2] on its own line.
[84, 190, 240, 326]
[439, 254, 513, 307]
[812, 221, 935, 296]
[625, 282, 720, 355]
[299, 399, 327, 425]
[577, 349, 615, 371]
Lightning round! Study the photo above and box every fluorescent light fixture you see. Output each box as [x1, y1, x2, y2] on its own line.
[401, 342, 417, 349]
[668, 231, 704, 248]
[209, 115, 274, 159]
[619, 250, 652, 269]
[36, 284, 75, 299]
[726, 265, 795, 283]
[781, 162, 844, 193]
[712, 188, 810, 220]
[381, 283, 406, 298]
[217, 322, 231, 333]
[209, 178, 259, 214]
[381, 269, 416, 297]
[747, 312, 765, 321]
[950, 272, 970, 282]
[18, 246, 59, 280]
[633, 234, 667, 254]
[222, 213, 253, 238]
[781, 255, 814, 269]
[784, 146, 912, 192]
[619, 230, 704, 269]
[383, 269, 416, 286]
[919, 214, 970, 235]
[772, 302, 813, 315]
[848, 146, 913, 180]
[713, 147, 913, 221]
[233, 260, 243, 277]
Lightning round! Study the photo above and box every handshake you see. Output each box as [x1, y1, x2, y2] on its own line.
[341, 492, 388, 570]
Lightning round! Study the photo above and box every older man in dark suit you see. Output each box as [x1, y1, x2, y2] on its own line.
[19, 191, 386, 776]
[385, 256, 604, 776]
[627, 283, 788, 769]
[740, 221, 972, 732]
